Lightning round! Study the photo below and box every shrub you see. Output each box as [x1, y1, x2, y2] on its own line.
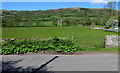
[2, 37, 78, 55]
[104, 26, 110, 29]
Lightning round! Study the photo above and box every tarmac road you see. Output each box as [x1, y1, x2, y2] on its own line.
[2, 54, 118, 71]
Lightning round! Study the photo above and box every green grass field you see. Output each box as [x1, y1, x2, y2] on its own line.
[2, 26, 118, 51]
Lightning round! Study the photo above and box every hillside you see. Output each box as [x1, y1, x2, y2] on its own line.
[1, 7, 119, 27]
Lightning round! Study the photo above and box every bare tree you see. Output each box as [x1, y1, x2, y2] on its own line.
[104, 1, 117, 10]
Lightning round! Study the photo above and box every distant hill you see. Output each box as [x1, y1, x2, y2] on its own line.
[1, 7, 119, 27]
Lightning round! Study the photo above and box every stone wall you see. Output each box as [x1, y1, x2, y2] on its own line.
[105, 35, 120, 48]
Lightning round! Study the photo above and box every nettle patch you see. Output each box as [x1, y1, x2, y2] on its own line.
[1, 37, 78, 55]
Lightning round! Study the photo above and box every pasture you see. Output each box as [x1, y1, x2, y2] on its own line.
[2, 26, 118, 51]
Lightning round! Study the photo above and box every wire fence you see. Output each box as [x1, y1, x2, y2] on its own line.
[2, 37, 105, 49]
[73, 37, 105, 49]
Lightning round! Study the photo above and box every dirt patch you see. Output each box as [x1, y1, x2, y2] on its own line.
[19, 51, 118, 55]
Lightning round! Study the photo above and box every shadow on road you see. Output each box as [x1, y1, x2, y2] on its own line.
[2, 56, 59, 73]
[32, 56, 59, 73]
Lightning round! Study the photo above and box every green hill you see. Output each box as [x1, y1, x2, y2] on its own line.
[1, 7, 119, 27]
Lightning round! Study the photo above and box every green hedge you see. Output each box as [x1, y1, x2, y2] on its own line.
[2, 37, 78, 55]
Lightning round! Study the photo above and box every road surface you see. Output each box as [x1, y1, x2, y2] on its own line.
[2, 54, 118, 71]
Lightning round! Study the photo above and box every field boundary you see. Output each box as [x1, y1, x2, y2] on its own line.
[19, 51, 118, 55]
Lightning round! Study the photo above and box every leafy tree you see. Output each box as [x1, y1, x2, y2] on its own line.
[118, 15, 120, 27]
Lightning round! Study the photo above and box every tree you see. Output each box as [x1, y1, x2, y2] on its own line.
[106, 17, 118, 27]
[84, 16, 91, 25]
[118, 15, 120, 27]
[104, 1, 118, 27]
[57, 19, 63, 27]
[104, 1, 117, 10]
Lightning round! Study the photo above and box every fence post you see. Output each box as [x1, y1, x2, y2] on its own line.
[104, 36, 107, 48]
[72, 36, 74, 43]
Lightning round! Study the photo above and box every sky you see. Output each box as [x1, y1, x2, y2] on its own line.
[2, 0, 120, 2]
[2, 0, 120, 11]
[2, 2, 109, 11]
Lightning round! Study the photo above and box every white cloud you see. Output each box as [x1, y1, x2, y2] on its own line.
[91, 0, 108, 4]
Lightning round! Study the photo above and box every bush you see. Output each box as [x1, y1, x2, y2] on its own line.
[2, 37, 78, 55]
[104, 26, 110, 29]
